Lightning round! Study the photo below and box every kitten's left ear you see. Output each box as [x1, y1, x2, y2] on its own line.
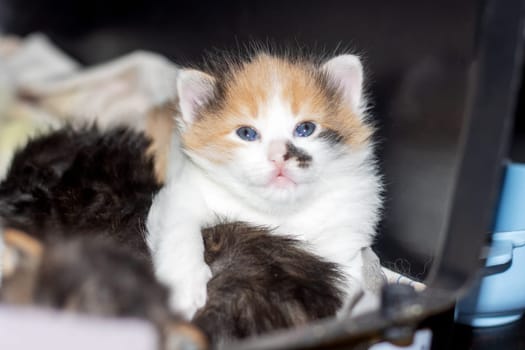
[322, 55, 364, 111]
[177, 69, 216, 128]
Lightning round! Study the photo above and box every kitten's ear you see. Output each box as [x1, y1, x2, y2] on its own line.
[2, 229, 43, 279]
[177, 69, 216, 128]
[322, 55, 364, 111]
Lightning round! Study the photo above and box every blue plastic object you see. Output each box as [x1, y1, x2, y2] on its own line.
[455, 163, 525, 327]
[494, 163, 525, 232]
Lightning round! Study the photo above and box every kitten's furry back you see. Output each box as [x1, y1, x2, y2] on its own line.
[0, 127, 159, 255]
[196, 222, 344, 344]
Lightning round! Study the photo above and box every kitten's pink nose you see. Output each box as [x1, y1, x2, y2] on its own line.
[268, 140, 287, 165]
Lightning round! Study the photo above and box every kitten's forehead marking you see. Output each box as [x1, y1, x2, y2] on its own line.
[182, 54, 372, 160]
[221, 55, 321, 121]
[228, 55, 370, 147]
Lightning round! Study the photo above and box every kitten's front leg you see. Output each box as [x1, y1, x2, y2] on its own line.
[153, 222, 212, 320]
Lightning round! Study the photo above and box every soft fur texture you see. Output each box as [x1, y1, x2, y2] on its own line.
[0, 127, 345, 345]
[0, 230, 208, 350]
[147, 52, 382, 319]
[1, 233, 171, 323]
[0, 127, 160, 256]
[2, 223, 344, 347]
[195, 222, 344, 345]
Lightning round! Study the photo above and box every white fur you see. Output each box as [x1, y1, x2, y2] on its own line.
[146, 54, 382, 319]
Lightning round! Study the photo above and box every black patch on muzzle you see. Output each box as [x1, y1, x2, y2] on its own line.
[284, 143, 312, 168]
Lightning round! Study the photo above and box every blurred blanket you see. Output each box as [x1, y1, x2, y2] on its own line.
[0, 33, 177, 182]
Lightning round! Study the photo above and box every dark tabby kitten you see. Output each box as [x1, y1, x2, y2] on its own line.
[197, 222, 344, 345]
[0, 127, 344, 346]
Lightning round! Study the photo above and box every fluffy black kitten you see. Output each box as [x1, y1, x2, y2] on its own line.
[0, 127, 158, 256]
[0, 127, 344, 346]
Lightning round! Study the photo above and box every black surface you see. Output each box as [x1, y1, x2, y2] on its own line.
[427, 0, 525, 291]
[452, 319, 525, 350]
[423, 310, 525, 350]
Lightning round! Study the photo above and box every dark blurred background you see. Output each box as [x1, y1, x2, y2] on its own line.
[6, 1, 525, 348]
[0, 0, 513, 279]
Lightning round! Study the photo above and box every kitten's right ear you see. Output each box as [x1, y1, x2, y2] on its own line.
[177, 69, 216, 128]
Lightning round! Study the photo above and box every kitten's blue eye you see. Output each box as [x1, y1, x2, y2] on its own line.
[236, 126, 259, 141]
[294, 122, 316, 137]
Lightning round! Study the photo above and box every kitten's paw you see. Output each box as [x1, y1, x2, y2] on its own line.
[169, 265, 212, 320]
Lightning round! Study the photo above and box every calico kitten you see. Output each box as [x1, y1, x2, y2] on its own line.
[147, 52, 382, 318]
[0, 127, 344, 345]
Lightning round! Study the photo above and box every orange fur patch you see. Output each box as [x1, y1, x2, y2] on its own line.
[145, 103, 176, 183]
[182, 54, 371, 162]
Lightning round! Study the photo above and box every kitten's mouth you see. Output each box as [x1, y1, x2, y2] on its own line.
[272, 175, 296, 187]
[268, 170, 297, 188]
